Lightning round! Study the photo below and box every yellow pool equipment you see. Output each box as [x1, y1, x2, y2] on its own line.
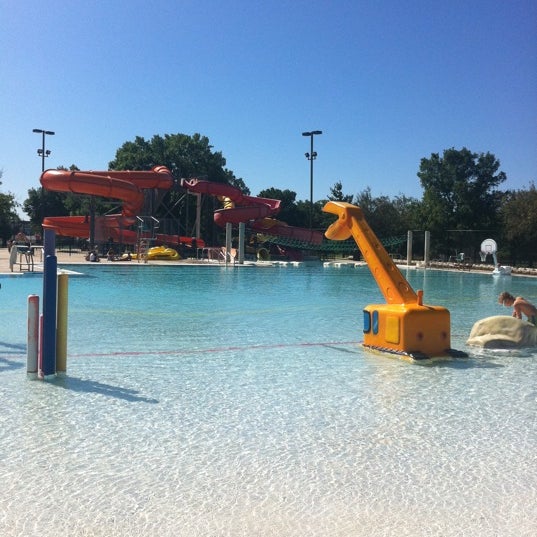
[146, 246, 180, 260]
[323, 201, 466, 360]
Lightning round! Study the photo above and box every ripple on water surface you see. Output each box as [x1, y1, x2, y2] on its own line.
[0, 265, 536, 536]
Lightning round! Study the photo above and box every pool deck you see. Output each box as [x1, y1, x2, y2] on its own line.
[0, 247, 261, 274]
[2, 246, 537, 276]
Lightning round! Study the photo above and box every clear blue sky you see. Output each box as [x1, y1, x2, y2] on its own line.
[1, 0, 536, 216]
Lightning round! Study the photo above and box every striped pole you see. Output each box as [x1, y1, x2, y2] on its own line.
[56, 273, 69, 376]
[27, 295, 40, 378]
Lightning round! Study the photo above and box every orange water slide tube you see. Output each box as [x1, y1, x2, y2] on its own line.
[40, 166, 174, 213]
[182, 177, 324, 244]
[182, 178, 279, 208]
[213, 205, 275, 225]
[76, 165, 174, 191]
[41, 169, 144, 216]
[181, 178, 281, 225]
[181, 178, 248, 202]
[40, 167, 176, 240]
[41, 216, 92, 238]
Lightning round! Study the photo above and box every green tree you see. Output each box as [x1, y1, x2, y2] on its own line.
[327, 181, 354, 203]
[109, 133, 232, 184]
[391, 194, 422, 232]
[225, 170, 250, 195]
[500, 183, 537, 266]
[417, 147, 505, 256]
[0, 171, 21, 244]
[109, 133, 243, 243]
[257, 188, 300, 225]
[23, 187, 69, 232]
[418, 148, 505, 231]
[353, 187, 408, 242]
[316, 182, 353, 231]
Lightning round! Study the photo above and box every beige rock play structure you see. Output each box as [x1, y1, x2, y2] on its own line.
[467, 315, 537, 348]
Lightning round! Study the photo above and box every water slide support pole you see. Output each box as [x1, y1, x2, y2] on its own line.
[225, 222, 232, 265]
[238, 222, 245, 264]
[406, 230, 413, 266]
[424, 231, 430, 267]
[195, 193, 201, 240]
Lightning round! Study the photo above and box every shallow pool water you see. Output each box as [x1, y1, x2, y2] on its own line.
[1, 264, 536, 536]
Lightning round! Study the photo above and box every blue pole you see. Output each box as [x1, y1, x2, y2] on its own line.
[41, 229, 58, 378]
[43, 228, 56, 258]
[42, 254, 57, 377]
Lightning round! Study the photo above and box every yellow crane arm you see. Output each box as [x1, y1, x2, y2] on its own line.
[323, 201, 418, 305]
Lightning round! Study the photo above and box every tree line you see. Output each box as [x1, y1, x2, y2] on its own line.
[1, 133, 536, 265]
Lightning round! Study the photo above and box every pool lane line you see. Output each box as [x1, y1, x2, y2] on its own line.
[70, 340, 360, 358]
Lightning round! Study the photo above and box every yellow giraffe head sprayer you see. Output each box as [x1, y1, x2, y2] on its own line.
[323, 201, 467, 360]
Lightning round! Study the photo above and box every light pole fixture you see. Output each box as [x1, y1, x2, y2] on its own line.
[302, 130, 322, 229]
[33, 128, 55, 172]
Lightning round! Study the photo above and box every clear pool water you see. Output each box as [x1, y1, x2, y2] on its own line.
[1, 264, 536, 536]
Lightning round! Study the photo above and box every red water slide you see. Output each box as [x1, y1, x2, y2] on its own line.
[40, 166, 203, 247]
[181, 178, 324, 245]
[181, 178, 281, 223]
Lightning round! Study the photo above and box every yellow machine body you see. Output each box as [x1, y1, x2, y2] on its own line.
[363, 303, 450, 359]
[323, 201, 464, 360]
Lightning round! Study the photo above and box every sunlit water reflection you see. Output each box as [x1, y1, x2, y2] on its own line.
[0, 264, 535, 536]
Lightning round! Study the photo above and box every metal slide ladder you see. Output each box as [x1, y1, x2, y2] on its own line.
[135, 216, 159, 263]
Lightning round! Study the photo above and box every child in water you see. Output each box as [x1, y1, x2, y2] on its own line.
[498, 291, 537, 325]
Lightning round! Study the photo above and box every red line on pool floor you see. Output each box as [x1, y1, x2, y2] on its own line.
[71, 341, 360, 358]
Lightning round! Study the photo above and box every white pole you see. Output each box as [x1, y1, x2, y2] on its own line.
[424, 231, 430, 267]
[406, 230, 413, 266]
[238, 223, 245, 264]
[225, 222, 232, 265]
[195, 193, 201, 239]
[27, 294, 39, 379]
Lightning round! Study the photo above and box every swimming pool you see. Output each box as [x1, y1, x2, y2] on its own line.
[1, 264, 535, 536]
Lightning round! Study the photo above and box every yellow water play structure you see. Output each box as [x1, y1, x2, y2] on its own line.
[147, 246, 179, 260]
[130, 246, 180, 261]
[323, 201, 466, 360]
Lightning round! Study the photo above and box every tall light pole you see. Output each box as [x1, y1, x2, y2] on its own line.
[302, 130, 322, 229]
[32, 128, 55, 172]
